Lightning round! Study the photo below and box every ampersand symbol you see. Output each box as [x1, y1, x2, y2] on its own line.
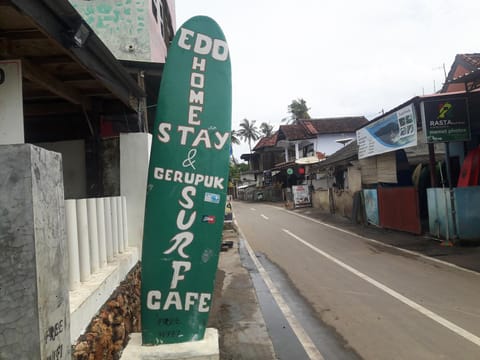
[182, 148, 197, 170]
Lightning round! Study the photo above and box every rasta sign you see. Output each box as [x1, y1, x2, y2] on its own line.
[141, 16, 231, 345]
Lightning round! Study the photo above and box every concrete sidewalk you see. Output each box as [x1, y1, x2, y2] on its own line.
[208, 224, 277, 360]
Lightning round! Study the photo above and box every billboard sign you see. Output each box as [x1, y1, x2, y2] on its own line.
[141, 16, 231, 345]
[357, 104, 417, 159]
[421, 98, 470, 143]
[292, 185, 311, 208]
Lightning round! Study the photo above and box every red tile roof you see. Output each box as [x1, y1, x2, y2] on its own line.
[302, 121, 318, 135]
[253, 132, 279, 150]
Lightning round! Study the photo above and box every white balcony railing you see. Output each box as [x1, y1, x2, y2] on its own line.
[65, 196, 128, 291]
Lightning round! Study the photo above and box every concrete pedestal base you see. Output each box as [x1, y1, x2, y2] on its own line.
[0, 145, 70, 359]
[121, 328, 219, 360]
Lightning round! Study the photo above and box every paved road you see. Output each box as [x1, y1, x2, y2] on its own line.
[233, 201, 480, 360]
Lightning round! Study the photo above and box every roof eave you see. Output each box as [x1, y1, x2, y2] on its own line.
[11, 0, 145, 109]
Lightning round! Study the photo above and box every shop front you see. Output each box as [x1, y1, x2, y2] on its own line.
[357, 102, 423, 234]
[421, 91, 480, 242]
[357, 90, 480, 241]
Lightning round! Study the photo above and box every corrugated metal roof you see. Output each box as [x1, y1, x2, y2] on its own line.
[276, 116, 368, 142]
[278, 124, 316, 141]
[299, 117, 369, 134]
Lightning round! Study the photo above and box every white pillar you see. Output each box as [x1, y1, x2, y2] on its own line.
[122, 196, 129, 250]
[96, 197, 107, 268]
[284, 147, 289, 162]
[76, 199, 91, 282]
[295, 142, 300, 160]
[104, 197, 114, 262]
[87, 198, 99, 273]
[117, 197, 124, 253]
[65, 199, 80, 290]
[111, 197, 119, 256]
[120, 133, 151, 253]
[0, 60, 24, 145]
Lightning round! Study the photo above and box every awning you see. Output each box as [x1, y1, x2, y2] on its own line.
[295, 156, 322, 165]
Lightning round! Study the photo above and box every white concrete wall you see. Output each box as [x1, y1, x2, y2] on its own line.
[311, 189, 329, 211]
[0, 60, 24, 145]
[120, 132, 152, 253]
[312, 133, 356, 155]
[311, 175, 328, 190]
[69, 248, 138, 343]
[348, 167, 362, 193]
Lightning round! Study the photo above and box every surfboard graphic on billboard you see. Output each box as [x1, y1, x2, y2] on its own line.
[141, 16, 231, 345]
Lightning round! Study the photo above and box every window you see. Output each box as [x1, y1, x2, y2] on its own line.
[303, 144, 314, 157]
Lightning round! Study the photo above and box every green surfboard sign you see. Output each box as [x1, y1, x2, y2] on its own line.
[141, 16, 231, 345]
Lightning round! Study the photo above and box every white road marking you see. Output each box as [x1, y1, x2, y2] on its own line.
[236, 221, 325, 360]
[282, 228, 480, 347]
[279, 207, 480, 277]
[261, 214, 269, 220]
[250, 207, 257, 211]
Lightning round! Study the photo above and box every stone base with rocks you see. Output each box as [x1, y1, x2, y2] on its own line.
[72, 263, 141, 360]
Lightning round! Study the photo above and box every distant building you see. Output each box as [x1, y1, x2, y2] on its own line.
[277, 117, 369, 161]
[238, 117, 368, 197]
[247, 132, 282, 172]
[441, 53, 480, 93]
[242, 116, 368, 171]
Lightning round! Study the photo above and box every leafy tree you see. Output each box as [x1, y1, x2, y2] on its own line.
[237, 118, 260, 153]
[229, 162, 249, 182]
[260, 122, 274, 137]
[283, 98, 311, 123]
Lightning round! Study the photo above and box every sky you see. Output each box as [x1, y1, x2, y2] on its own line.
[174, 0, 480, 161]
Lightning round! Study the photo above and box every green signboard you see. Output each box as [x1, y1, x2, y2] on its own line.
[141, 16, 231, 345]
[421, 98, 471, 143]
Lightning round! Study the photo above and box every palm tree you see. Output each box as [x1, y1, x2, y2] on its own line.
[230, 129, 241, 145]
[260, 122, 274, 137]
[282, 98, 311, 124]
[237, 119, 260, 170]
[229, 130, 241, 165]
[237, 118, 260, 153]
